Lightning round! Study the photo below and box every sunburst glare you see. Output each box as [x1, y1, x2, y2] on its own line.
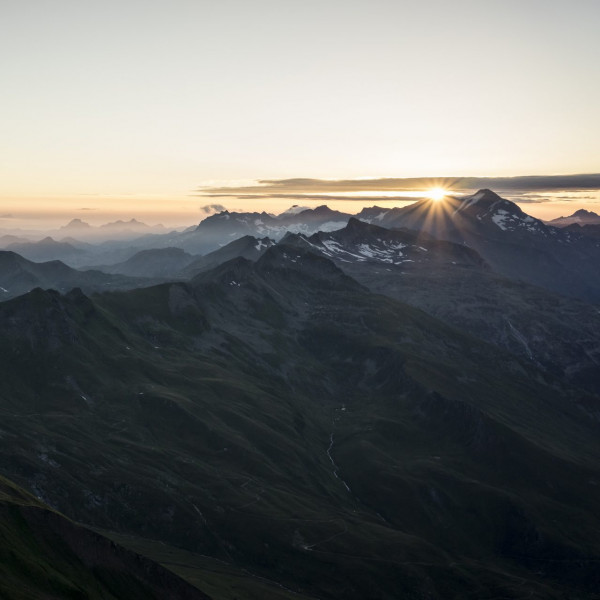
[426, 187, 448, 201]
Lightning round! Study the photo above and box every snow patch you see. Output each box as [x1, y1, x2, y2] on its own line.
[357, 244, 377, 258]
[322, 240, 366, 261]
[491, 210, 510, 230]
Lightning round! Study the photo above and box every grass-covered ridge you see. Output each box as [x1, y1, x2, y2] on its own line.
[0, 474, 211, 600]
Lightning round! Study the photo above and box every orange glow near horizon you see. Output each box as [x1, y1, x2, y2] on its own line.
[0, 189, 599, 231]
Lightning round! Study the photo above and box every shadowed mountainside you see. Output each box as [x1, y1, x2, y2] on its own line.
[0, 247, 599, 599]
[281, 219, 600, 392]
[0, 474, 211, 600]
[357, 190, 600, 302]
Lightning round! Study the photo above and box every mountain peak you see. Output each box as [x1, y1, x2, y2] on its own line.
[573, 208, 598, 217]
[278, 205, 310, 217]
[455, 189, 521, 216]
[310, 204, 333, 214]
[100, 218, 148, 229]
[547, 208, 600, 227]
[345, 216, 372, 232]
[61, 218, 91, 230]
[467, 189, 504, 203]
[295, 205, 344, 218]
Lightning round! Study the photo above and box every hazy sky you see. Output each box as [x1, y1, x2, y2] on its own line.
[2, 0, 600, 226]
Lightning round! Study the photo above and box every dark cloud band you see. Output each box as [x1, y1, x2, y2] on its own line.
[198, 174, 600, 198]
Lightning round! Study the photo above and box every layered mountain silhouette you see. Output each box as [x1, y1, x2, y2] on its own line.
[1, 190, 600, 599]
[128, 205, 353, 255]
[0, 250, 156, 299]
[6, 237, 85, 263]
[97, 247, 196, 278]
[58, 217, 168, 241]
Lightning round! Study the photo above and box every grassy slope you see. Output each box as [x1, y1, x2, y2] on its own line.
[0, 475, 211, 600]
[0, 249, 599, 598]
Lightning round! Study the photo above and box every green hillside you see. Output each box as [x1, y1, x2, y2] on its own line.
[0, 247, 599, 598]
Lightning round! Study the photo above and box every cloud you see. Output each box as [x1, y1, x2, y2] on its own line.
[509, 192, 600, 203]
[198, 177, 459, 195]
[197, 174, 600, 199]
[199, 203, 227, 215]
[0, 214, 15, 219]
[200, 193, 424, 202]
[554, 195, 598, 200]
[505, 197, 546, 204]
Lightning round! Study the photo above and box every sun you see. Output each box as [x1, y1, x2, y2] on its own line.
[426, 187, 448, 201]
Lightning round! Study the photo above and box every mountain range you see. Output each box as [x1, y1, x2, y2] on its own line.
[281, 218, 600, 391]
[5, 202, 599, 299]
[352, 189, 600, 302]
[0, 191, 600, 599]
[5, 236, 87, 263]
[59, 217, 169, 239]
[0, 250, 160, 300]
[547, 208, 600, 227]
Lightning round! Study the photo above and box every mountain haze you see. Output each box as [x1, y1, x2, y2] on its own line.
[0, 251, 157, 300]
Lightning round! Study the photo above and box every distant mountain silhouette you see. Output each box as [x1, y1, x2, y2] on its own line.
[547, 208, 600, 227]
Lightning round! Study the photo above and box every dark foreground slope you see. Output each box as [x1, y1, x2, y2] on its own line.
[0, 474, 211, 600]
[0, 248, 599, 599]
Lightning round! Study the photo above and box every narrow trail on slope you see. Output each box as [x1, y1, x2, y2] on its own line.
[326, 406, 352, 493]
[326, 405, 391, 526]
[506, 319, 535, 361]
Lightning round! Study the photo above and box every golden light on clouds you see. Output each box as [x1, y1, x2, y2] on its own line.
[2, 2, 600, 226]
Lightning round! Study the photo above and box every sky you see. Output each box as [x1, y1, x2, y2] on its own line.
[2, 0, 600, 228]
